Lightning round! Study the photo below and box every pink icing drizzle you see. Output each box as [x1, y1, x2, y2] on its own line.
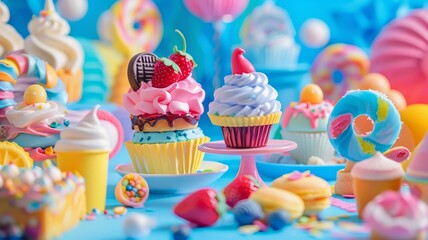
[123, 76, 205, 116]
[329, 113, 352, 139]
[282, 101, 333, 129]
[330, 197, 357, 212]
[4, 123, 61, 140]
[25, 148, 56, 162]
[0, 91, 13, 100]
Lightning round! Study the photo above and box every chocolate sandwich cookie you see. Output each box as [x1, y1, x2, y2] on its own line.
[127, 52, 158, 91]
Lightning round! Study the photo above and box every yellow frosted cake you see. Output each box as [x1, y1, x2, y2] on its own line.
[0, 161, 86, 239]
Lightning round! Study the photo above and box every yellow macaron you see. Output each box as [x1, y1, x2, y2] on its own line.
[250, 187, 304, 221]
[272, 171, 332, 215]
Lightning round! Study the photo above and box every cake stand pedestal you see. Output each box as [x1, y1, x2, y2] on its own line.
[198, 140, 297, 186]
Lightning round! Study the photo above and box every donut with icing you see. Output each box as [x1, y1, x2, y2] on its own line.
[327, 90, 401, 161]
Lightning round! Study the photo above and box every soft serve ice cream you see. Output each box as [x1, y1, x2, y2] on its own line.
[0, 1, 24, 57]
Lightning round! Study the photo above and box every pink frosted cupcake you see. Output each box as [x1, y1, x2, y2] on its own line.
[363, 190, 428, 240]
[208, 48, 281, 148]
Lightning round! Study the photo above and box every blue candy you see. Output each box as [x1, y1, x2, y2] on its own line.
[232, 199, 264, 226]
[267, 210, 290, 231]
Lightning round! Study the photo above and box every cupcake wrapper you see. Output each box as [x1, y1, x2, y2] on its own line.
[208, 112, 281, 127]
[281, 130, 335, 164]
[125, 137, 210, 174]
[221, 125, 272, 148]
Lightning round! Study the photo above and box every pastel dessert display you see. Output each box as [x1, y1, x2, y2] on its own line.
[222, 175, 261, 207]
[107, 0, 163, 105]
[0, 141, 33, 168]
[55, 105, 111, 213]
[249, 187, 304, 221]
[240, 0, 300, 68]
[0, 0, 24, 57]
[370, 9, 428, 105]
[0, 161, 86, 239]
[271, 171, 332, 215]
[173, 188, 227, 227]
[123, 30, 209, 174]
[281, 84, 335, 164]
[24, 0, 84, 102]
[363, 191, 428, 240]
[311, 44, 369, 103]
[208, 48, 281, 148]
[327, 90, 402, 196]
[5, 84, 68, 162]
[115, 173, 149, 208]
[351, 152, 404, 218]
[405, 133, 428, 205]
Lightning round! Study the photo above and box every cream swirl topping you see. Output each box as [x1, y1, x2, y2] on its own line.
[54, 105, 110, 151]
[5, 101, 66, 128]
[208, 72, 281, 116]
[24, 0, 83, 73]
[0, 1, 24, 57]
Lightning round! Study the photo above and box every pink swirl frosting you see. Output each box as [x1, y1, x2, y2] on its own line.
[363, 191, 428, 239]
[123, 76, 205, 116]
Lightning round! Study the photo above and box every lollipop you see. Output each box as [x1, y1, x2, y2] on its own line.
[370, 9, 428, 104]
[311, 44, 369, 103]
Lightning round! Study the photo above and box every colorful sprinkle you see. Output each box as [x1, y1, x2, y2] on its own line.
[238, 225, 260, 235]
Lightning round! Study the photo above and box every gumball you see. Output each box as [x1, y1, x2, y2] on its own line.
[24, 84, 47, 105]
[300, 84, 324, 104]
[300, 18, 330, 48]
[57, 0, 88, 21]
[358, 73, 390, 93]
[386, 89, 407, 111]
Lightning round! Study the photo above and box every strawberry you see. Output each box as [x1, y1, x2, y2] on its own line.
[151, 57, 182, 88]
[169, 29, 196, 80]
[223, 175, 261, 208]
[173, 188, 227, 227]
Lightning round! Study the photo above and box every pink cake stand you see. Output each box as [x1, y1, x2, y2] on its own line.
[198, 140, 297, 185]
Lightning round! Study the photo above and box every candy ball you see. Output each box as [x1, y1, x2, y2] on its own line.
[123, 213, 155, 238]
[24, 84, 47, 105]
[171, 224, 192, 240]
[233, 199, 264, 226]
[386, 89, 407, 111]
[58, 0, 88, 21]
[267, 210, 290, 231]
[300, 18, 330, 48]
[300, 84, 324, 104]
[358, 73, 390, 93]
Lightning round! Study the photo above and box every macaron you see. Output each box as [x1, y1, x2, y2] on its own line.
[250, 187, 304, 221]
[272, 171, 332, 215]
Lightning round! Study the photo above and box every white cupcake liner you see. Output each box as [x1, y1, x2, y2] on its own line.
[281, 130, 335, 164]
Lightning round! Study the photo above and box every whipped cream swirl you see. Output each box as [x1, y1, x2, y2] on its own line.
[209, 72, 281, 117]
[0, 1, 24, 57]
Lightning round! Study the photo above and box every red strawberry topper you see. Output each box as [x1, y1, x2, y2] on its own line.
[173, 188, 227, 227]
[169, 29, 196, 81]
[223, 175, 261, 208]
[231, 48, 255, 75]
[151, 57, 182, 88]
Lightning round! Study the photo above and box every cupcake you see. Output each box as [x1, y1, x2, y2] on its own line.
[24, 0, 84, 102]
[405, 133, 428, 205]
[123, 31, 209, 174]
[281, 83, 334, 164]
[351, 152, 404, 218]
[363, 191, 428, 240]
[5, 84, 68, 161]
[0, 1, 24, 57]
[208, 48, 281, 148]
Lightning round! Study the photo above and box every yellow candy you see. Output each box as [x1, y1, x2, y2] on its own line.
[24, 84, 47, 105]
[300, 84, 324, 104]
[113, 206, 127, 215]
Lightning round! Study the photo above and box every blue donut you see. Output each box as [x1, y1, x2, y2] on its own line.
[327, 90, 401, 162]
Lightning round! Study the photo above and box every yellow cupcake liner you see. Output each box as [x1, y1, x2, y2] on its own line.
[125, 136, 210, 174]
[208, 112, 281, 127]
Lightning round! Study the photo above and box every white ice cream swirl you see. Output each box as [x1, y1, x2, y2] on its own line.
[0, 1, 24, 57]
[209, 72, 281, 117]
[54, 105, 110, 151]
[25, 1, 83, 73]
[6, 102, 66, 128]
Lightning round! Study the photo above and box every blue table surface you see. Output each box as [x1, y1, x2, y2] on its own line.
[60, 144, 369, 240]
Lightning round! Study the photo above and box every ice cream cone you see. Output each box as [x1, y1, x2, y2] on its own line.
[57, 150, 109, 213]
[353, 177, 401, 217]
[57, 69, 83, 103]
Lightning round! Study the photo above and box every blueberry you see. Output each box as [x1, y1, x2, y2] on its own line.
[233, 199, 264, 226]
[267, 210, 290, 231]
[171, 224, 192, 240]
